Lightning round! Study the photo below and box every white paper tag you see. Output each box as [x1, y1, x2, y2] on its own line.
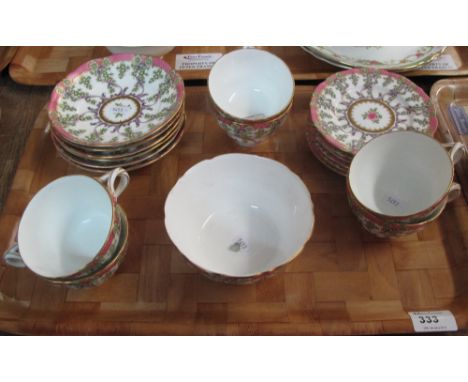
[409, 311, 458, 332]
[175, 53, 222, 71]
[418, 54, 459, 71]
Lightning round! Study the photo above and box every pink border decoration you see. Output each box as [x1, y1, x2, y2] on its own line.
[309, 68, 438, 154]
[48, 53, 185, 146]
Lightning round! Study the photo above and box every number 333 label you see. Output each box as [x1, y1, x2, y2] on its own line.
[408, 311, 458, 332]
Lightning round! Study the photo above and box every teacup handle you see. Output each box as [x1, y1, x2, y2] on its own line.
[99, 167, 130, 201]
[3, 243, 26, 268]
[447, 182, 461, 203]
[448, 142, 466, 164]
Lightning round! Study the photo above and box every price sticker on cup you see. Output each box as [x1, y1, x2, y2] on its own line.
[408, 311, 458, 333]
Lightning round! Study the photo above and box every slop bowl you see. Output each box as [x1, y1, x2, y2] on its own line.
[164, 154, 314, 283]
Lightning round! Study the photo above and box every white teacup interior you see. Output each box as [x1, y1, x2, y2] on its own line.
[165, 154, 313, 277]
[18, 176, 113, 278]
[349, 131, 453, 216]
[208, 49, 294, 120]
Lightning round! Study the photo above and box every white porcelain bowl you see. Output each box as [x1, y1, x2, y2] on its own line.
[164, 154, 314, 282]
[208, 49, 294, 121]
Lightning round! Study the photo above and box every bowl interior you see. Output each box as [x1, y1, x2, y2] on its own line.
[208, 49, 294, 120]
[18, 176, 113, 278]
[165, 154, 313, 277]
[349, 131, 452, 217]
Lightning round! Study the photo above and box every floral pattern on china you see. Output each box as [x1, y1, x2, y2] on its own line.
[305, 46, 446, 70]
[48, 54, 184, 147]
[310, 68, 438, 154]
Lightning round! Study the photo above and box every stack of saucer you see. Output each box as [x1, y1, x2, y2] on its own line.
[307, 68, 438, 176]
[305, 124, 352, 176]
[48, 54, 185, 172]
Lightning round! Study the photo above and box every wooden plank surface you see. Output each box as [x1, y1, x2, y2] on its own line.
[0, 86, 467, 335]
[0, 47, 18, 72]
[8, 46, 468, 86]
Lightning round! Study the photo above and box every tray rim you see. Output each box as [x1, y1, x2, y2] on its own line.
[7, 46, 468, 86]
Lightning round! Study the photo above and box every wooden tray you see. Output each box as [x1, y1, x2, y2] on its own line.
[8, 47, 468, 86]
[431, 78, 468, 203]
[1, 86, 467, 335]
[0, 47, 18, 72]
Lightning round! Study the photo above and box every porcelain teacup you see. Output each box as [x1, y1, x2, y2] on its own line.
[47, 206, 130, 289]
[347, 131, 465, 237]
[347, 186, 446, 238]
[3, 168, 130, 280]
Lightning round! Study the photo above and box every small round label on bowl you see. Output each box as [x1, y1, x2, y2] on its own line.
[228, 238, 248, 253]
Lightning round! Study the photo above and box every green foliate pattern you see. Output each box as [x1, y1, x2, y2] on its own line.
[51, 55, 183, 146]
[310, 69, 436, 154]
